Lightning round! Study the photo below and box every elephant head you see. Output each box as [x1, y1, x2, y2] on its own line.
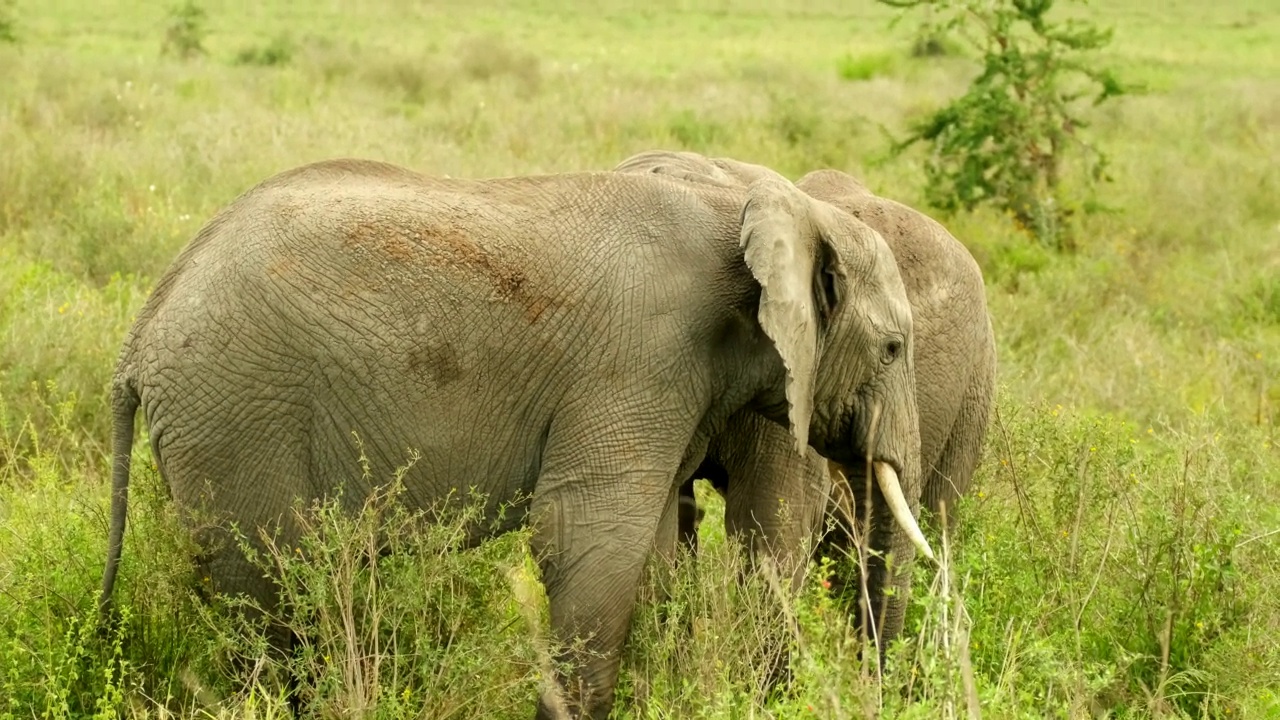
[795, 167, 996, 526]
[619, 151, 933, 567]
[736, 174, 930, 561]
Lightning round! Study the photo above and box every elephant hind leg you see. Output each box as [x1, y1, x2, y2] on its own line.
[156, 418, 313, 656]
[192, 521, 300, 646]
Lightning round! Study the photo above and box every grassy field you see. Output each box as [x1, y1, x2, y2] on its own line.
[1, 0, 1278, 717]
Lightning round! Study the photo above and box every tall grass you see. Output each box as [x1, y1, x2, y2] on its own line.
[1, 0, 1277, 717]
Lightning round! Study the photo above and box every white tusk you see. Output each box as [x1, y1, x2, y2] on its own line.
[873, 461, 935, 562]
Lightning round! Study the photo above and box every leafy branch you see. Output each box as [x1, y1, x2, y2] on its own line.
[881, 0, 1126, 249]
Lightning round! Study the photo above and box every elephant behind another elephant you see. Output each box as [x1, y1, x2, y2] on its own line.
[615, 150, 997, 652]
[797, 167, 996, 522]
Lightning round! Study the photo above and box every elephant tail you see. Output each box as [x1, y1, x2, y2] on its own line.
[99, 374, 140, 620]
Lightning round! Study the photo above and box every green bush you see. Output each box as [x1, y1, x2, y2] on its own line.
[0, 424, 546, 717]
[836, 51, 897, 81]
[0, 0, 17, 43]
[954, 401, 1279, 716]
[880, 0, 1127, 249]
[6, 393, 1276, 718]
[234, 35, 295, 67]
[0, 412, 203, 717]
[667, 109, 726, 149]
[162, 1, 208, 60]
[208, 471, 545, 717]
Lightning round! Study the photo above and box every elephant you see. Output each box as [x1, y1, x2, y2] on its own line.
[97, 158, 926, 720]
[614, 150, 996, 653]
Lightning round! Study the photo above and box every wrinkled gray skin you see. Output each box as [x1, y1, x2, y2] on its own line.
[98, 158, 919, 720]
[615, 150, 996, 652]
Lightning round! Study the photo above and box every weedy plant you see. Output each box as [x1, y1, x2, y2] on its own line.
[879, 0, 1127, 249]
[205, 454, 546, 718]
[162, 1, 208, 60]
[233, 35, 295, 67]
[952, 399, 1280, 717]
[0, 393, 203, 718]
[0, 0, 17, 43]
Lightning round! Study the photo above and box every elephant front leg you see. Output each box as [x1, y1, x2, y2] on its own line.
[530, 463, 676, 720]
[717, 418, 830, 694]
[721, 430, 829, 590]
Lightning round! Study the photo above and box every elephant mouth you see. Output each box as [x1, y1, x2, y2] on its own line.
[830, 456, 935, 563]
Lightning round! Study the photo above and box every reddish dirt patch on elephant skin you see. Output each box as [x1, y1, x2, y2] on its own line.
[425, 225, 528, 301]
[522, 295, 556, 323]
[343, 218, 415, 263]
[416, 224, 562, 323]
[342, 216, 560, 323]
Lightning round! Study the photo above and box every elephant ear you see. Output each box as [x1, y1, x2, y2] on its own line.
[740, 176, 845, 452]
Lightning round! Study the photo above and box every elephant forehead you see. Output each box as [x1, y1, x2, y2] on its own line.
[836, 224, 896, 288]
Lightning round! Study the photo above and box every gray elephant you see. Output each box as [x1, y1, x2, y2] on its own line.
[615, 150, 996, 652]
[97, 158, 926, 719]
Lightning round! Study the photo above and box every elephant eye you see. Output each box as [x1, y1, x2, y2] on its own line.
[881, 337, 903, 365]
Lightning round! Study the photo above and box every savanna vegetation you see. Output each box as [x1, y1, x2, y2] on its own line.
[1, 0, 1277, 717]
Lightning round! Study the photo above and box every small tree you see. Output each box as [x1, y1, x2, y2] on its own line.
[880, 0, 1125, 248]
[162, 0, 208, 59]
[0, 0, 18, 43]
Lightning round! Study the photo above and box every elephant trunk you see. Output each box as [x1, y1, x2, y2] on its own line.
[828, 391, 926, 647]
[859, 395, 929, 561]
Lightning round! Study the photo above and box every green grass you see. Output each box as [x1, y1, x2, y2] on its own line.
[836, 51, 900, 82]
[1, 0, 1278, 717]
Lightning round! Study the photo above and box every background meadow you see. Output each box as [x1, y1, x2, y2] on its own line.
[1, 0, 1277, 717]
